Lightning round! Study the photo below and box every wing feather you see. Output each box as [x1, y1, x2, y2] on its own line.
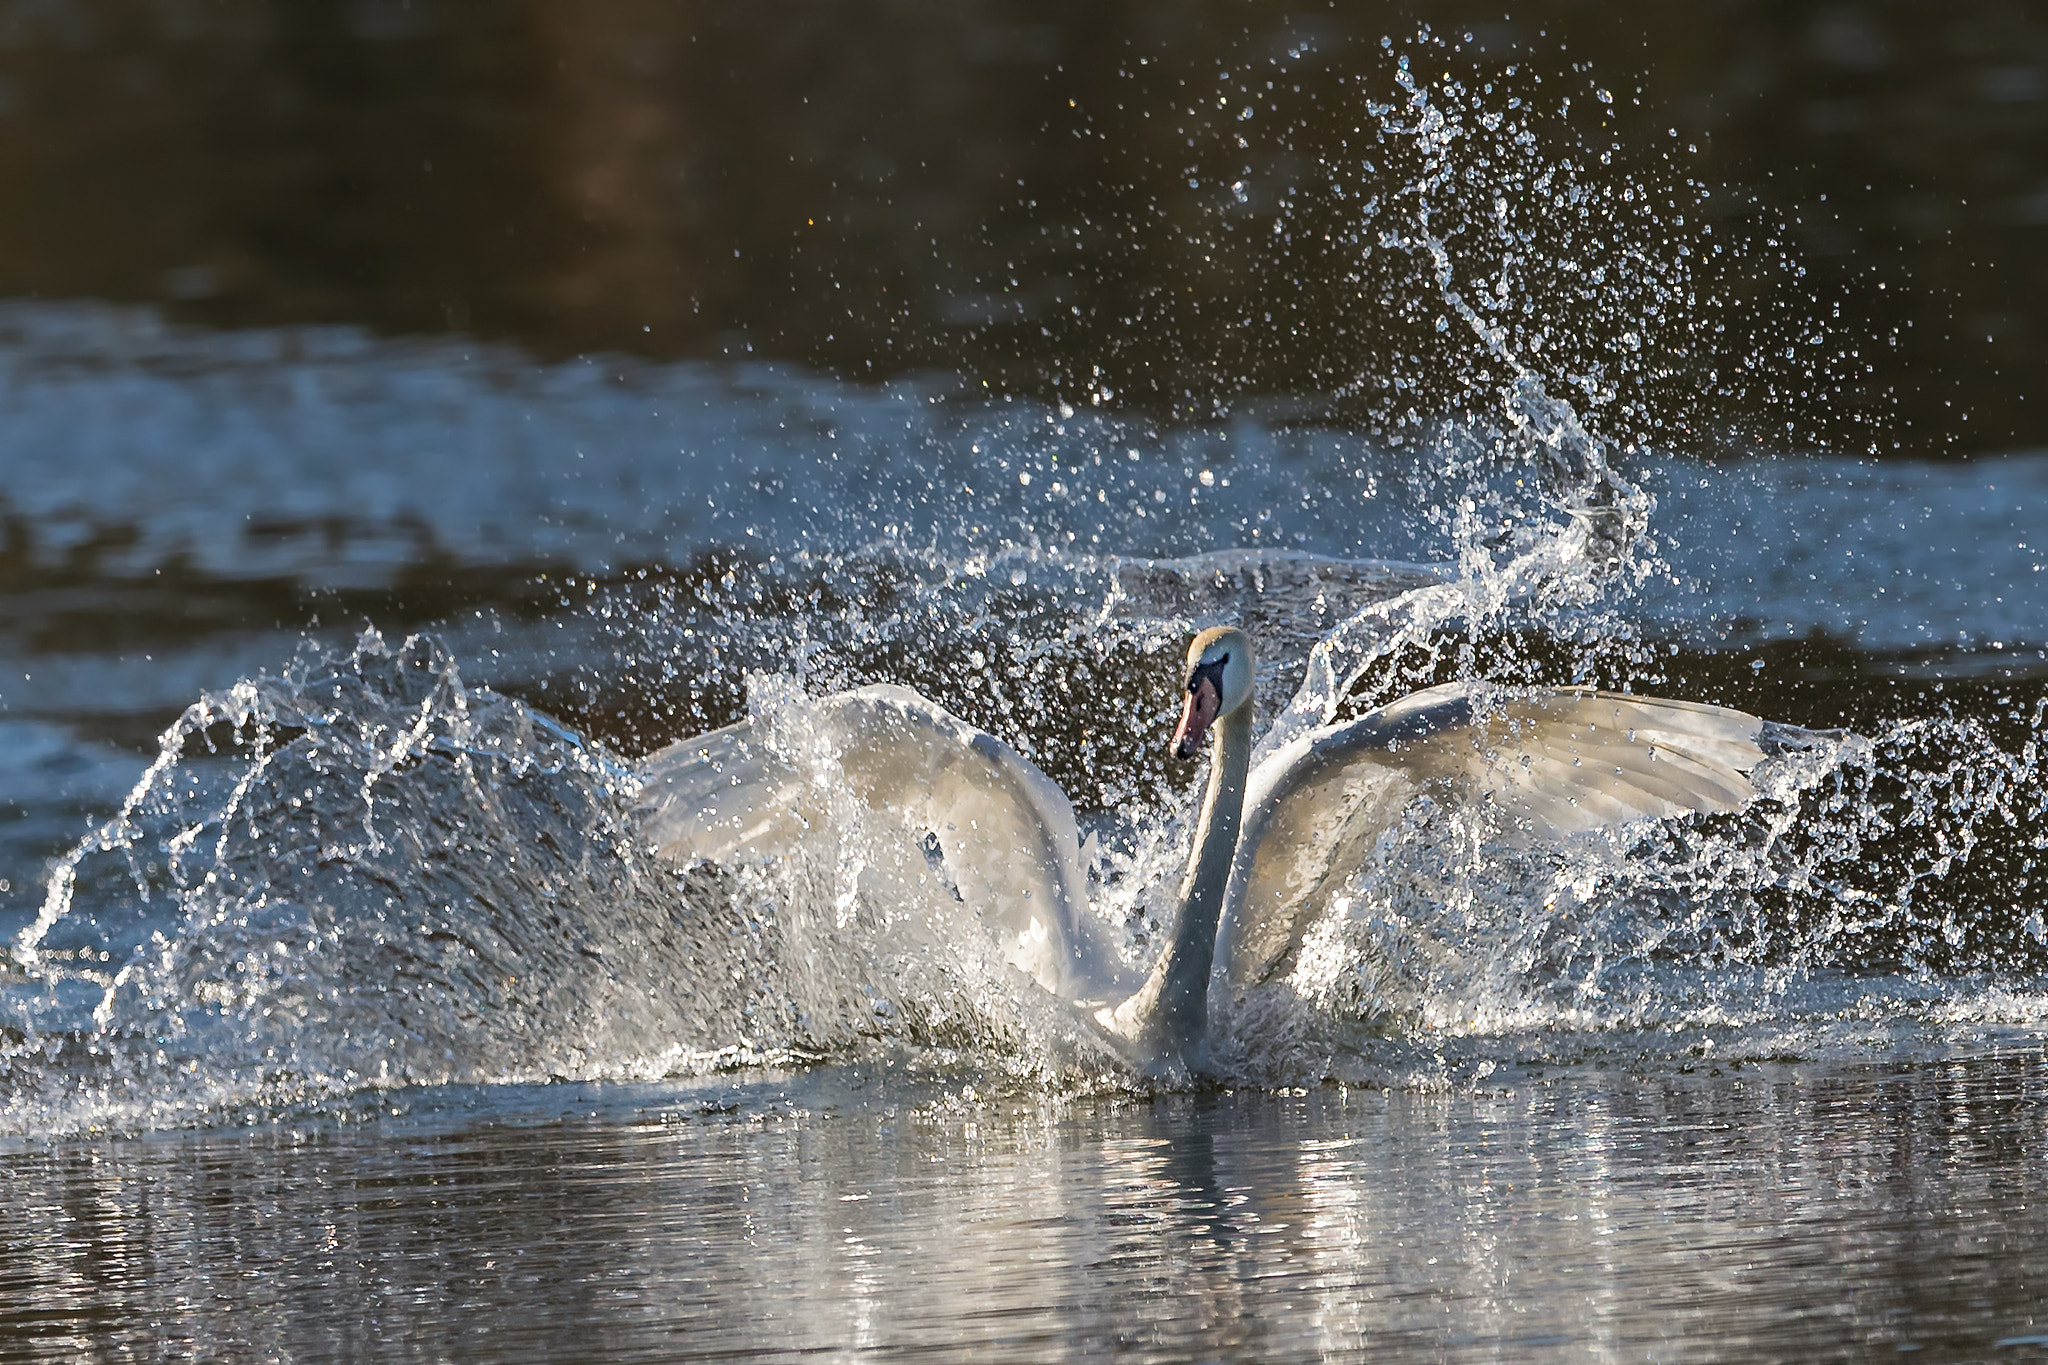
[1218, 683, 1814, 986]
[637, 720, 810, 865]
[637, 685, 1117, 998]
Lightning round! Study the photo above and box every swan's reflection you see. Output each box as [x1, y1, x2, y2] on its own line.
[2, 1056, 2046, 1358]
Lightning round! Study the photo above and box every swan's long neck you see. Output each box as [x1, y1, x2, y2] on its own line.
[1118, 700, 1253, 1056]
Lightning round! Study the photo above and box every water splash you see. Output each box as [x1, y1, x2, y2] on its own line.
[0, 45, 2037, 1136]
[5, 547, 2042, 1134]
[1209, 699, 2047, 1087]
[1243, 50, 1701, 763]
[1, 632, 1135, 1135]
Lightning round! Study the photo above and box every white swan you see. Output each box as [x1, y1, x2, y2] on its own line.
[636, 626, 1819, 1062]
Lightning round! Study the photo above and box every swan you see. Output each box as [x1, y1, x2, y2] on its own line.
[636, 626, 1822, 1063]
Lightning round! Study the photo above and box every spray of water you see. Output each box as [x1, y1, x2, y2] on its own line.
[1, 42, 2039, 1134]
[1, 632, 1140, 1135]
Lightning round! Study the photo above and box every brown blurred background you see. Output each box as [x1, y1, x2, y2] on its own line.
[0, 0, 2041, 455]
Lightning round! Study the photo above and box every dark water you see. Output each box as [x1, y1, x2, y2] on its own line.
[1, 5, 2046, 1359]
[2, 0, 2048, 452]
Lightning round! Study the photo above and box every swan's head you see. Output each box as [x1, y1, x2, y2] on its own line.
[1172, 625, 1253, 758]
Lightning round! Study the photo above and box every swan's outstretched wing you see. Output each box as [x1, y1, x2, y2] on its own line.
[636, 685, 1117, 999]
[1217, 683, 1827, 986]
[635, 719, 811, 866]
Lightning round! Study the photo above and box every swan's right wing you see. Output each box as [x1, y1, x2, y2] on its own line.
[636, 720, 811, 866]
[1217, 683, 1828, 986]
[636, 686, 1119, 999]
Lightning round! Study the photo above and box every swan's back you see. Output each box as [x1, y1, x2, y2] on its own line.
[636, 686, 1114, 999]
[1218, 683, 1833, 988]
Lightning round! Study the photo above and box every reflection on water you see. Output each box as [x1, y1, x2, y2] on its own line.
[1, 1054, 2042, 1361]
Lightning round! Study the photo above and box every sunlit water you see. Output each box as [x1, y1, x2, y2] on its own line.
[3, 1057, 2045, 1362]
[1, 51, 2045, 1360]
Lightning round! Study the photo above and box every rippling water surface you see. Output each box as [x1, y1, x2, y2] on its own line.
[3, 1058, 2045, 1361]
[2, 25, 2046, 1358]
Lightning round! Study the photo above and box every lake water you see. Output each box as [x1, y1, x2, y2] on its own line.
[2, 11, 2047, 1361]
[2, 1057, 2045, 1362]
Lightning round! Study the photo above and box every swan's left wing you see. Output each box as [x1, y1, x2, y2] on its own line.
[636, 685, 1118, 999]
[1217, 682, 1826, 986]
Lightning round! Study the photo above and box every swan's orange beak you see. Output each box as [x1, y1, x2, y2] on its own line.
[1173, 675, 1220, 759]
